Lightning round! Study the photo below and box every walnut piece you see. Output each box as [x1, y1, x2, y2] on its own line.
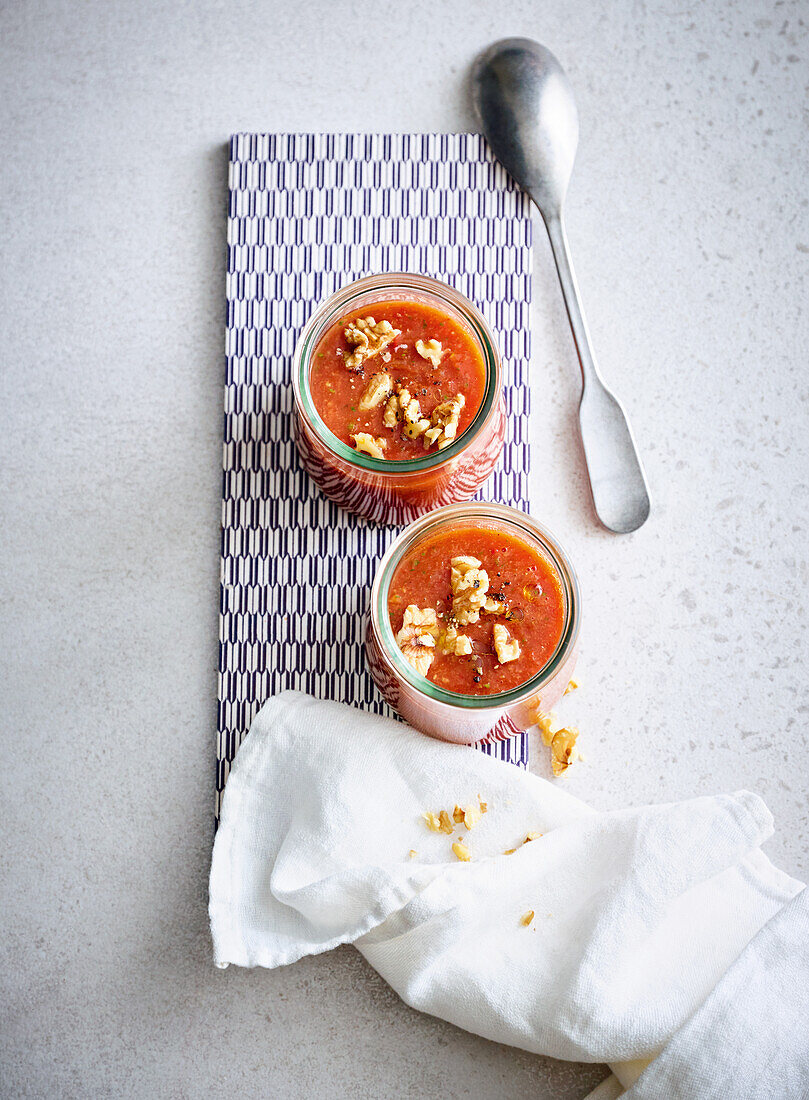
[398, 387, 431, 440]
[396, 605, 439, 676]
[483, 596, 507, 614]
[564, 677, 579, 696]
[535, 709, 581, 777]
[461, 804, 481, 830]
[351, 433, 387, 459]
[450, 555, 490, 626]
[520, 910, 535, 927]
[422, 812, 441, 832]
[452, 840, 471, 862]
[358, 371, 393, 411]
[415, 338, 445, 367]
[382, 384, 430, 439]
[423, 393, 465, 451]
[549, 726, 580, 777]
[440, 625, 473, 656]
[493, 623, 521, 664]
[343, 317, 400, 371]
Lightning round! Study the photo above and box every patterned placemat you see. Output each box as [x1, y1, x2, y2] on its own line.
[219, 133, 533, 817]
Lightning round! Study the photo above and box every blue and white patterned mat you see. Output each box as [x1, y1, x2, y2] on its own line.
[219, 133, 533, 817]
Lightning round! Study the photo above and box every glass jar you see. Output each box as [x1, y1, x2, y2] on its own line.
[365, 503, 581, 744]
[292, 274, 506, 525]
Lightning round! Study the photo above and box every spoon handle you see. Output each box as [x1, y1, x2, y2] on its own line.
[541, 210, 651, 533]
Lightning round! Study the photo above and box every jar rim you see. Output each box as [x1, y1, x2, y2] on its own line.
[292, 273, 502, 474]
[369, 503, 581, 710]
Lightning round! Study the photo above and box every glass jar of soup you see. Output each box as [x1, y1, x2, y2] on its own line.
[365, 503, 581, 744]
[292, 274, 506, 525]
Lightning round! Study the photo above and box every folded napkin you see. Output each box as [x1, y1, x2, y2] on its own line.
[209, 692, 807, 1094]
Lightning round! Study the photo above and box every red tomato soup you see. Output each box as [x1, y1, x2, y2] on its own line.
[387, 526, 566, 696]
[309, 300, 486, 461]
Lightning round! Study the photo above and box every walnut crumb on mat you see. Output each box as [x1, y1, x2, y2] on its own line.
[452, 841, 471, 862]
[520, 910, 535, 927]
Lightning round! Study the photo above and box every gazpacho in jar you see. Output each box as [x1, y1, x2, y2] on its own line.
[293, 275, 506, 525]
[387, 526, 566, 697]
[309, 301, 486, 461]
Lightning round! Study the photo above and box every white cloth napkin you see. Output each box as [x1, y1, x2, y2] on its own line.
[209, 692, 807, 1092]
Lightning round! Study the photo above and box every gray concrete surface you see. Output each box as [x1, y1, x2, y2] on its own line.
[1, 0, 807, 1097]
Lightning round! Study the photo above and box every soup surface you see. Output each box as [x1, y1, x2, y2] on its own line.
[309, 300, 487, 461]
[387, 525, 566, 696]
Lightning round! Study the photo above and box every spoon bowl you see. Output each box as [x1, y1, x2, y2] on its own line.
[472, 38, 651, 534]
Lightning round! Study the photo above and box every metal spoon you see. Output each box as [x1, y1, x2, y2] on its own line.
[472, 37, 651, 534]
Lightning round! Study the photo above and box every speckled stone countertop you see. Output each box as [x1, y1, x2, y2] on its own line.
[1, 1, 806, 1097]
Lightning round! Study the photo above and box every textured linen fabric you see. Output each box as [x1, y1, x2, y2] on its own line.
[218, 132, 535, 817]
[209, 692, 804, 1070]
[625, 887, 809, 1099]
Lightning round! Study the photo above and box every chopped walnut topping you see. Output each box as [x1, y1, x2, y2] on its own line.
[351, 432, 387, 459]
[520, 910, 535, 927]
[438, 809, 454, 835]
[415, 338, 445, 368]
[343, 317, 400, 370]
[398, 387, 431, 440]
[493, 623, 521, 664]
[396, 605, 439, 676]
[440, 625, 473, 656]
[358, 370, 393, 411]
[422, 811, 442, 833]
[382, 384, 430, 439]
[452, 840, 471, 862]
[423, 393, 465, 450]
[452, 805, 465, 824]
[449, 556, 490, 626]
[483, 596, 507, 614]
